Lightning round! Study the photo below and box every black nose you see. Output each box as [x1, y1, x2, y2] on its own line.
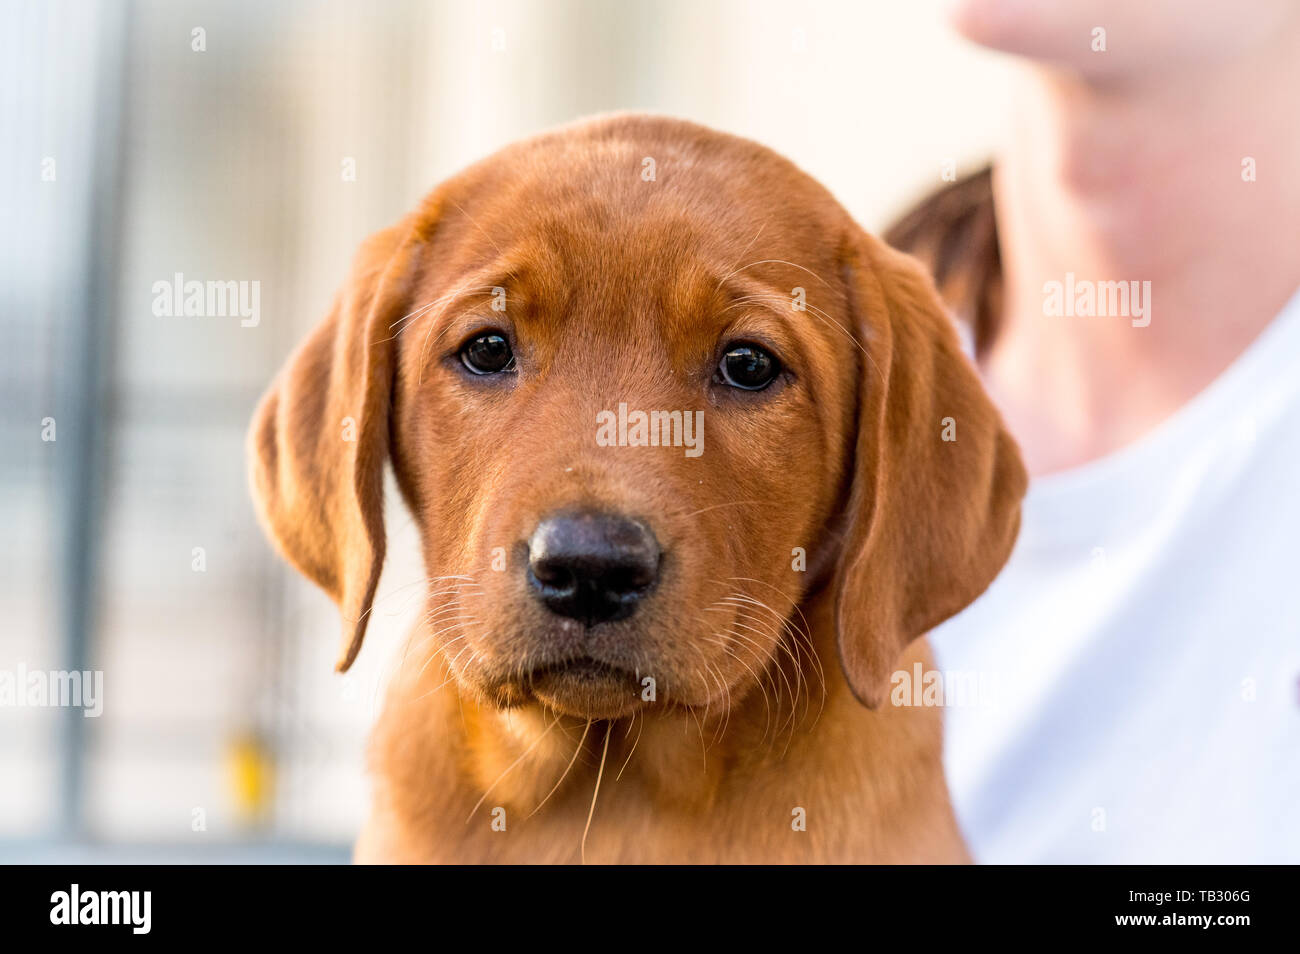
[527, 511, 661, 625]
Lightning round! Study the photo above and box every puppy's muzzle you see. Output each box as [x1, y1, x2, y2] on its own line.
[526, 510, 661, 625]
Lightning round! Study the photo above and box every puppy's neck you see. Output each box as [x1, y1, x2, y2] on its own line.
[461, 707, 729, 816]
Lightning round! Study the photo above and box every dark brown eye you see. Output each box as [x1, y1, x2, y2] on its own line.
[718, 343, 779, 390]
[460, 332, 514, 374]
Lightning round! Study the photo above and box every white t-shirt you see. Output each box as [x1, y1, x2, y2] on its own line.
[929, 289, 1300, 864]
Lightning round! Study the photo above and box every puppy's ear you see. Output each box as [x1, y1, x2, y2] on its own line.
[248, 222, 417, 672]
[833, 230, 1027, 708]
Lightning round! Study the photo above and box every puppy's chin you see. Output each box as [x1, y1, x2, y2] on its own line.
[482, 659, 646, 720]
[528, 660, 646, 720]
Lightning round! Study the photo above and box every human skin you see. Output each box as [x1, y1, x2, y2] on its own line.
[947, 0, 1300, 475]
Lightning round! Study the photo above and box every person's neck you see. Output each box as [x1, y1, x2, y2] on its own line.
[986, 35, 1300, 476]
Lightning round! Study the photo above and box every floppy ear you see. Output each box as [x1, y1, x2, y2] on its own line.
[833, 230, 1027, 708]
[248, 222, 418, 672]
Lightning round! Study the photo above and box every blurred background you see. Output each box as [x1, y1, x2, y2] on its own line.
[0, 0, 1013, 861]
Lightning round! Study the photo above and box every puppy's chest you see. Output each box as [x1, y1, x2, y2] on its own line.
[431, 784, 878, 864]
[403, 739, 905, 864]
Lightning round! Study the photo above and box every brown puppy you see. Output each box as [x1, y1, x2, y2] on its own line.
[248, 114, 1026, 863]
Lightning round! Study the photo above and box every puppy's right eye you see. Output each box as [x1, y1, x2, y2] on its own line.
[460, 332, 515, 374]
[718, 342, 780, 391]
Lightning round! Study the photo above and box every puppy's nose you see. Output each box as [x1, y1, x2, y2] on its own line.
[527, 511, 661, 625]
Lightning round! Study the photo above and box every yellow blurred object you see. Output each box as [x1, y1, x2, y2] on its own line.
[225, 731, 275, 826]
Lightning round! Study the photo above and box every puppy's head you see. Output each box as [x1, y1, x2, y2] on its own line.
[249, 115, 1025, 720]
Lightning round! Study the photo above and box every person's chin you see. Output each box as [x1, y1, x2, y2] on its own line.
[947, 0, 1107, 70]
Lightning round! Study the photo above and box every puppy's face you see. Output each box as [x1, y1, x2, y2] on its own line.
[249, 116, 1026, 722]
[388, 147, 856, 719]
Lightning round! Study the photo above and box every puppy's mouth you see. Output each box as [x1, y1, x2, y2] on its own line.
[521, 656, 644, 719]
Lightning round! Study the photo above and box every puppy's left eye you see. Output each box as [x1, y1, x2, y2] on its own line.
[460, 332, 515, 374]
[718, 343, 780, 390]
